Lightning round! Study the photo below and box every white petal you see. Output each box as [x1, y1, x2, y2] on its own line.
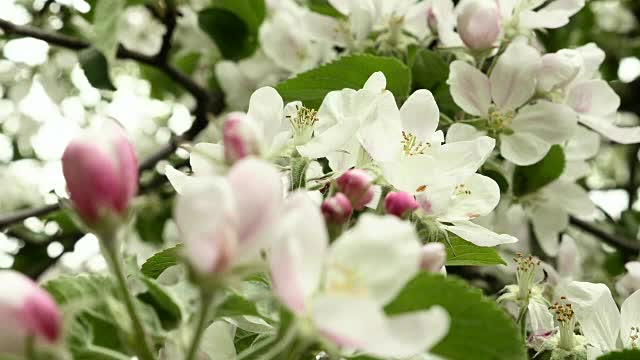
[415, 182, 456, 217]
[528, 301, 555, 335]
[363, 71, 387, 93]
[557, 235, 578, 278]
[327, 214, 421, 305]
[530, 203, 568, 256]
[358, 91, 403, 163]
[537, 52, 581, 93]
[447, 61, 491, 116]
[575, 43, 606, 81]
[445, 123, 485, 143]
[400, 89, 440, 140]
[511, 101, 577, 145]
[620, 290, 640, 348]
[247, 87, 284, 146]
[326, 138, 363, 173]
[315, 88, 356, 133]
[440, 174, 500, 221]
[544, 181, 596, 218]
[165, 165, 191, 194]
[567, 80, 620, 116]
[200, 321, 237, 360]
[579, 114, 640, 145]
[519, 0, 584, 29]
[174, 177, 236, 274]
[297, 116, 362, 159]
[190, 143, 225, 176]
[563, 281, 620, 352]
[270, 192, 328, 315]
[227, 158, 283, 260]
[500, 132, 551, 166]
[565, 126, 600, 161]
[442, 220, 518, 246]
[490, 41, 541, 110]
[312, 295, 449, 358]
[562, 160, 591, 182]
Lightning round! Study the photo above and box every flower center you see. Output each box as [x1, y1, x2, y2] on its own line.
[630, 326, 640, 349]
[514, 253, 541, 301]
[402, 131, 432, 156]
[287, 105, 318, 145]
[488, 108, 515, 130]
[550, 297, 577, 351]
[324, 262, 368, 296]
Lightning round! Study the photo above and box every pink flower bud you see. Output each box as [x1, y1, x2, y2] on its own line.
[223, 112, 261, 165]
[0, 271, 62, 353]
[421, 243, 446, 272]
[336, 169, 374, 211]
[321, 193, 353, 225]
[384, 191, 419, 217]
[62, 120, 138, 227]
[457, 0, 501, 51]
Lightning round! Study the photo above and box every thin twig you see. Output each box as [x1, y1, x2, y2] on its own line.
[569, 216, 640, 253]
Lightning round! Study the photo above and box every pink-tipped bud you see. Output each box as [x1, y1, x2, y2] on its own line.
[336, 169, 374, 211]
[0, 271, 62, 353]
[62, 120, 138, 227]
[384, 191, 419, 217]
[457, 0, 501, 51]
[321, 193, 353, 225]
[223, 112, 261, 165]
[421, 243, 446, 272]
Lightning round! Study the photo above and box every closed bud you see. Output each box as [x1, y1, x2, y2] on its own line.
[457, 0, 501, 51]
[336, 169, 374, 210]
[223, 112, 261, 165]
[420, 243, 446, 272]
[0, 271, 62, 354]
[62, 120, 138, 228]
[321, 193, 353, 225]
[384, 191, 419, 217]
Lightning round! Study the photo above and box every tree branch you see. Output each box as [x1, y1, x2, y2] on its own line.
[569, 216, 640, 253]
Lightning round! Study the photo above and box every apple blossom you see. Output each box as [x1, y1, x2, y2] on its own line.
[499, 0, 585, 34]
[321, 193, 353, 225]
[617, 262, 640, 298]
[448, 40, 579, 165]
[384, 191, 419, 217]
[336, 169, 375, 211]
[563, 281, 640, 359]
[174, 158, 282, 275]
[223, 112, 261, 165]
[270, 193, 450, 357]
[61, 119, 138, 227]
[457, 0, 501, 50]
[0, 271, 62, 354]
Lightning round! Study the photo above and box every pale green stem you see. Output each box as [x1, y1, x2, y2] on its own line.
[102, 237, 155, 360]
[257, 324, 299, 360]
[185, 289, 215, 360]
[516, 304, 529, 342]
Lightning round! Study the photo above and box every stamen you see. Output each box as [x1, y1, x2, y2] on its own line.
[549, 297, 577, 351]
[630, 326, 639, 349]
[402, 131, 432, 156]
[514, 253, 541, 301]
[488, 108, 515, 130]
[287, 105, 318, 145]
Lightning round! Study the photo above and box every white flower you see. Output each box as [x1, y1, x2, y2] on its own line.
[541, 43, 640, 144]
[174, 158, 283, 275]
[259, 0, 336, 73]
[297, 71, 396, 172]
[563, 281, 640, 359]
[447, 40, 578, 165]
[591, 0, 637, 34]
[270, 192, 450, 358]
[499, 0, 585, 34]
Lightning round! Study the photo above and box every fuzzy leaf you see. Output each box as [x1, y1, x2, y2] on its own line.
[512, 145, 565, 197]
[444, 236, 506, 266]
[141, 244, 183, 279]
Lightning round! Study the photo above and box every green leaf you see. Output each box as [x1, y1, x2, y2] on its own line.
[444, 236, 506, 266]
[198, 0, 266, 60]
[512, 145, 565, 197]
[217, 293, 261, 318]
[79, 47, 116, 91]
[44, 274, 114, 305]
[308, 0, 344, 17]
[385, 273, 526, 360]
[93, 0, 126, 59]
[598, 350, 640, 359]
[135, 198, 172, 244]
[141, 244, 183, 279]
[276, 54, 411, 109]
[139, 276, 182, 327]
